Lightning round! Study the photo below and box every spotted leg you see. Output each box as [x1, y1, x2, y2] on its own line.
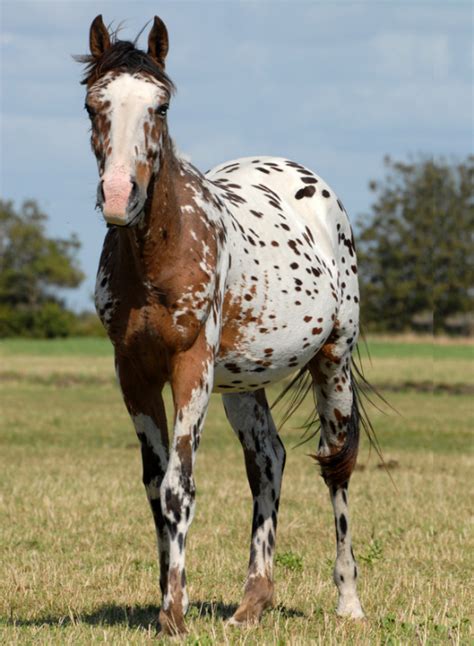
[222, 389, 286, 626]
[310, 345, 364, 619]
[115, 357, 170, 601]
[158, 334, 215, 635]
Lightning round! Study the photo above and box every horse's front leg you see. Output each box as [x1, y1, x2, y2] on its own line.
[158, 334, 214, 635]
[115, 357, 170, 598]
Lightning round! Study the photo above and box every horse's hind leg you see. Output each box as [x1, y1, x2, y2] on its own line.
[222, 389, 286, 626]
[309, 340, 364, 619]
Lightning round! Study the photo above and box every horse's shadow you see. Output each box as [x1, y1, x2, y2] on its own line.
[83, 601, 238, 627]
[9, 600, 305, 629]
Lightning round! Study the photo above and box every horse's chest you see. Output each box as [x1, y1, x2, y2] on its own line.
[95, 277, 161, 350]
[95, 266, 208, 355]
[95, 266, 118, 332]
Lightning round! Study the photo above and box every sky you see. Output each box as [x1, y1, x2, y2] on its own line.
[1, 1, 472, 311]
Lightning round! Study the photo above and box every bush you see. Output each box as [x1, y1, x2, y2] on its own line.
[0, 302, 75, 338]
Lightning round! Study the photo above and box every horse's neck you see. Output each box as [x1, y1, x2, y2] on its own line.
[146, 139, 183, 241]
[117, 136, 198, 282]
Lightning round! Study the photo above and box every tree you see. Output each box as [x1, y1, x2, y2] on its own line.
[0, 200, 84, 337]
[356, 156, 474, 333]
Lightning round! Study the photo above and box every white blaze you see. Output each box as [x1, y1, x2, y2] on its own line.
[95, 73, 168, 218]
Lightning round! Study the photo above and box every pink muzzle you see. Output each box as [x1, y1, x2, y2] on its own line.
[102, 170, 133, 220]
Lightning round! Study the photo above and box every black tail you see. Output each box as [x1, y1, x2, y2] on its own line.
[313, 380, 360, 488]
[272, 358, 387, 485]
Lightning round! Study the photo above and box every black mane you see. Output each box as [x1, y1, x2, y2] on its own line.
[75, 39, 175, 92]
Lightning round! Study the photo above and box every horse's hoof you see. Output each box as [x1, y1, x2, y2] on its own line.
[227, 574, 274, 628]
[158, 608, 188, 636]
[227, 597, 273, 627]
[336, 598, 365, 619]
[226, 615, 246, 628]
[226, 610, 261, 628]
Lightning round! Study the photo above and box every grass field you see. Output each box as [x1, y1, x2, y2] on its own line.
[0, 337, 472, 644]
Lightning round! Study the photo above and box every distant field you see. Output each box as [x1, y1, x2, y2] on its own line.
[1, 335, 472, 388]
[0, 337, 472, 644]
[0, 337, 112, 357]
[2, 335, 473, 359]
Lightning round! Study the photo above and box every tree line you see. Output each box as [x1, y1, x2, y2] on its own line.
[356, 155, 473, 335]
[1, 156, 472, 338]
[0, 200, 103, 338]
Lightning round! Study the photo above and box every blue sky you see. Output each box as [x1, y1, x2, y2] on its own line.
[1, 1, 472, 311]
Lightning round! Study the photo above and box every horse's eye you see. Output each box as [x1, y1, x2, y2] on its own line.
[155, 103, 169, 117]
[85, 103, 96, 118]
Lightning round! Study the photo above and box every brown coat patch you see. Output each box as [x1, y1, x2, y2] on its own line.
[97, 142, 219, 373]
[218, 289, 262, 357]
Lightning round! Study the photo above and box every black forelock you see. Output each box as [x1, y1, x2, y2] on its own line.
[75, 39, 175, 93]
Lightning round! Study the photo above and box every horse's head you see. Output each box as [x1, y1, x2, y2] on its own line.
[80, 15, 175, 226]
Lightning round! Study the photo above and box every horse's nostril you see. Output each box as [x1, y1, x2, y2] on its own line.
[131, 181, 138, 197]
[99, 180, 105, 203]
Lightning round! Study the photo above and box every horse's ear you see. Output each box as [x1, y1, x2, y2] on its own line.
[89, 15, 111, 59]
[148, 16, 169, 67]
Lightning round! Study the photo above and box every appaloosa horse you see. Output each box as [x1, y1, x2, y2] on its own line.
[79, 15, 366, 635]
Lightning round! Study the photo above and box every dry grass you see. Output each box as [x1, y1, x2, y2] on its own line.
[0, 339, 473, 644]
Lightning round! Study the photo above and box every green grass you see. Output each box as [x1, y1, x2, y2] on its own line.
[1, 336, 473, 391]
[1, 335, 473, 360]
[358, 337, 474, 360]
[0, 337, 112, 357]
[0, 338, 473, 644]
